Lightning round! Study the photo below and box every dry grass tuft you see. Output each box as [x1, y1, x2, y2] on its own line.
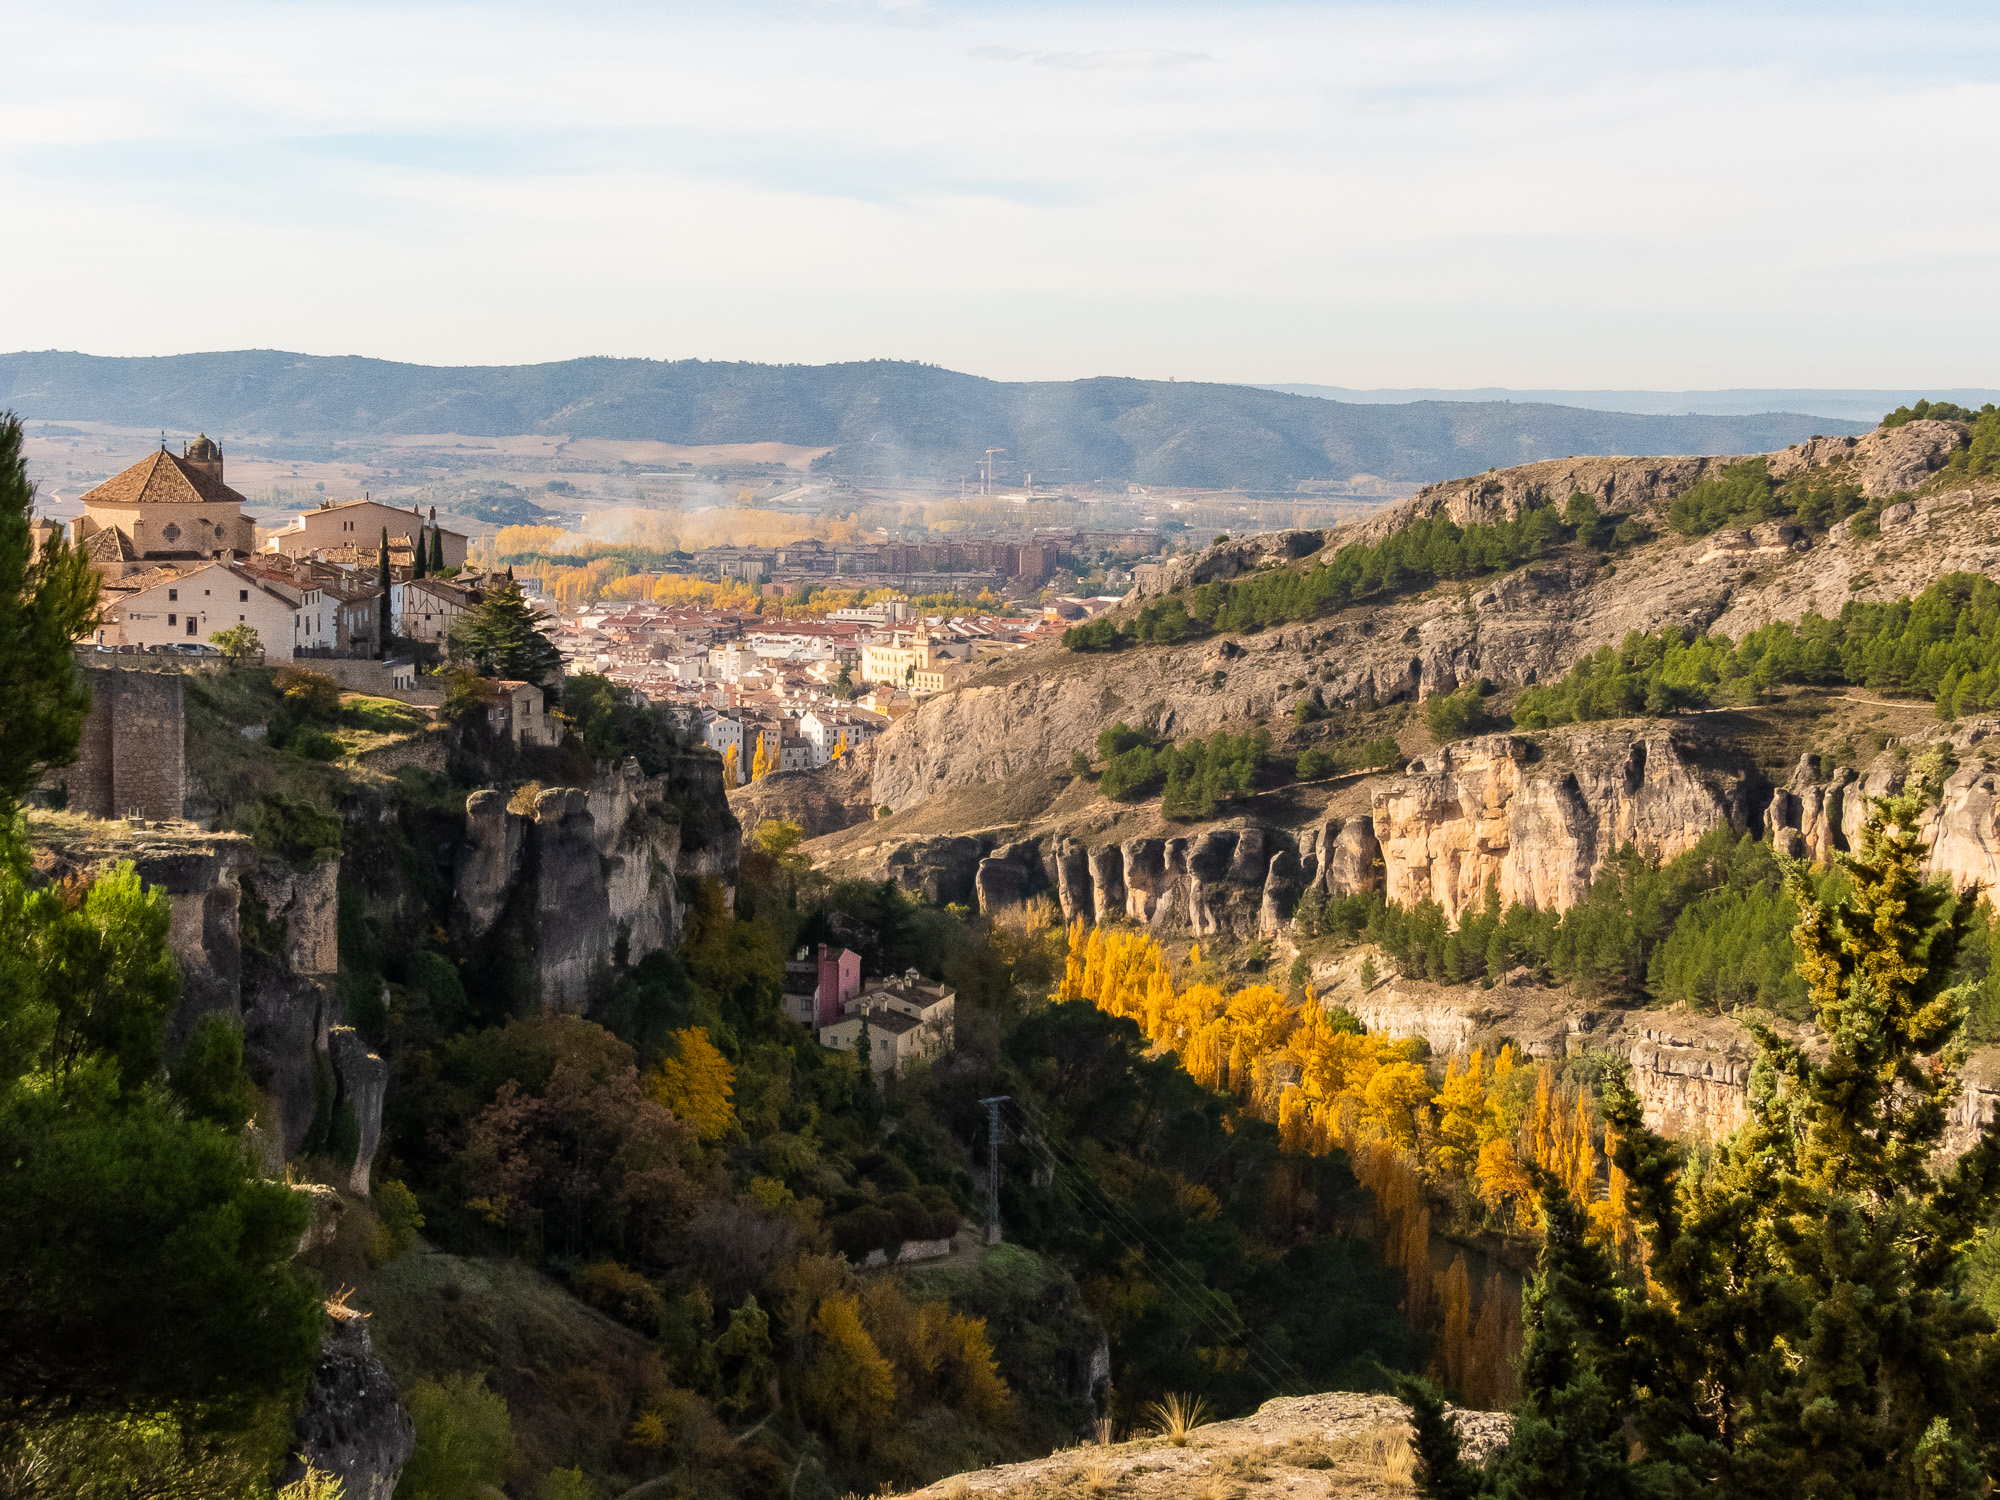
[1143, 1393, 1214, 1447]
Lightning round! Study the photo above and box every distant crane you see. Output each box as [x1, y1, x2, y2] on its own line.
[981, 447, 1006, 496]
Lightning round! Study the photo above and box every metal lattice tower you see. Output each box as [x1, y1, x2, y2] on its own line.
[979, 1095, 1010, 1244]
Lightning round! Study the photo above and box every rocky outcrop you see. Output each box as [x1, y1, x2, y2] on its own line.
[1323, 817, 1383, 895]
[246, 859, 340, 979]
[727, 739, 879, 839]
[1765, 720, 2000, 892]
[328, 1027, 387, 1195]
[888, 1391, 1510, 1499]
[1762, 420, 1965, 498]
[283, 1305, 416, 1500]
[1370, 728, 1751, 923]
[1929, 756, 2000, 891]
[974, 842, 1040, 917]
[1626, 1026, 1756, 1142]
[451, 757, 738, 1009]
[1389, 421, 1964, 539]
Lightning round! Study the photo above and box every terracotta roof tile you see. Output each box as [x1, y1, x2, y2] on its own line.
[81, 450, 248, 509]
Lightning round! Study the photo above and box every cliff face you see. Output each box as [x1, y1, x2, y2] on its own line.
[25, 816, 374, 1175]
[452, 756, 739, 1008]
[1372, 728, 1752, 923]
[1765, 719, 2000, 892]
[859, 724, 1745, 944]
[862, 424, 1992, 823]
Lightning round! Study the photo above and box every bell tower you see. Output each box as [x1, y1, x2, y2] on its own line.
[182, 433, 223, 485]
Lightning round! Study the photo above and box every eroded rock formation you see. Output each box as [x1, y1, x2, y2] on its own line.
[452, 756, 739, 1008]
[1371, 728, 1752, 923]
[282, 1305, 416, 1500]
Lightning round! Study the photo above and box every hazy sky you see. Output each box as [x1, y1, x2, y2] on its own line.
[9, 1, 1999, 386]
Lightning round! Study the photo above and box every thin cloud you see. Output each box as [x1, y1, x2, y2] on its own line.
[970, 45, 1213, 70]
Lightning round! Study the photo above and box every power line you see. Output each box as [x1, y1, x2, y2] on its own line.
[1008, 1116, 1309, 1400]
[1004, 1095, 1314, 1396]
[1002, 1097, 1314, 1398]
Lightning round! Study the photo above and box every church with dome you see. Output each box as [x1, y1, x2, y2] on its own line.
[71, 434, 257, 580]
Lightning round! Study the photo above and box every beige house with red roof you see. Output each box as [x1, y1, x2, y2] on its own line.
[266, 497, 468, 570]
[72, 436, 257, 581]
[98, 560, 308, 652]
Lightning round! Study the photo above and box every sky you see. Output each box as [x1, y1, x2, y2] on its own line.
[7, 1, 2000, 387]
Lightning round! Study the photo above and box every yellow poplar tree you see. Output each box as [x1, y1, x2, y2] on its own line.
[722, 744, 739, 785]
[751, 736, 772, 781]
[646, 1026, 736, 1141]
[1438, 1253, 1472, 1396]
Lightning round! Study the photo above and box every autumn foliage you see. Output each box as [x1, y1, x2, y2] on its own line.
[1058, 918, 1640, 1406]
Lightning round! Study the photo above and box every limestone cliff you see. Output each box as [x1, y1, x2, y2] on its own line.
[1765, 718, 2000, 892]
[452, 754, 739, 1008]
[25, 814, 375, 1171]
[861, 421, 1992, 820]
[1372, 728, 1752, 923]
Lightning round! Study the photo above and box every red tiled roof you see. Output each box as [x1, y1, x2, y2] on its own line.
[81, 449, 248, 509]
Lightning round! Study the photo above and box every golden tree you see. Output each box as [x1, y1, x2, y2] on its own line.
[646, 1027, 736, 1141]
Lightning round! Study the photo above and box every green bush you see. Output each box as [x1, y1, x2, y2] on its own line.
[370, 1178, 425, 1264]
[1160, 730, 1268, 819]
[1068, 494, 1622, 653]
[1665, 456, 1865, 537]
[1422, 687, 1487, 743]
[1296, 746, 1338, 779]
[1060, 618, 1121, 652]
[400, 1373, 513, 1500]
[169, 1013, 260, 1129]
[291, 730, 343, 762]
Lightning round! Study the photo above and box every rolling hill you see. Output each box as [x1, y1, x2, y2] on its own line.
[0, 350, 1871, 490]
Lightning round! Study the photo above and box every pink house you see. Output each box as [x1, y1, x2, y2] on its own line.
[784, 943, 862, 1029]
[816, 944, 862, 1027]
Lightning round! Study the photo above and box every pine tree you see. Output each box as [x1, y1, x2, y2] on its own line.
[0, 413, 99, 815]
[448, 577, 562, 687]
[1411, 798, 2000, 1499]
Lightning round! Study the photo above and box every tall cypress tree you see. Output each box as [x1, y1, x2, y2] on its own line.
[413, 524, 428, 580]
[376, 525, 391, 657]
[0, 413, 99, 817]
[429, 523, 445, 574]
[1411, 797, 2000, 1500]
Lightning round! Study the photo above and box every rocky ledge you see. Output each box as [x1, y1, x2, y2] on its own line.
[891, 1392, 1507, 1500]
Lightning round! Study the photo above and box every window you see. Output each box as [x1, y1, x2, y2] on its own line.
[239, 590, 248, 602]
[167, 613, 177, 626]
[167, 589, 177, 602]
[186, 618, 198, 637]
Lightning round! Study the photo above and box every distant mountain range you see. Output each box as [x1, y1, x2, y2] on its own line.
[0, 350, 1874, 490]
[1260, 384, 2000, 425]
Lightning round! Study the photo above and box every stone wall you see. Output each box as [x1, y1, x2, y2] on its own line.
[51, 664, 188, 822]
